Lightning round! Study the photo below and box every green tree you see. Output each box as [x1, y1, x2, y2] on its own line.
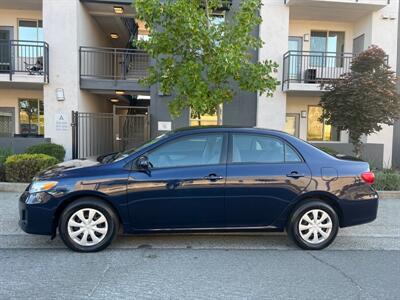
[135, 0, 279, 119]
[320, 45, 400, 157]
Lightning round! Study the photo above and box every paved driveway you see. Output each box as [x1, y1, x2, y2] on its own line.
[0, 192, 399, 299]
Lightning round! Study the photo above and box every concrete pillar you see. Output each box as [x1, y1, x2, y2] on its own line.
[43, 0, 80, 160]
[256, 1, 289, 130]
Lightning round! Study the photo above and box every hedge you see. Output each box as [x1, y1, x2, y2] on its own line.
[0, 147, 13, 182]
[25, 143, 65, 162]
[374, 170, 400, 191]
[5, 154, 59, 183]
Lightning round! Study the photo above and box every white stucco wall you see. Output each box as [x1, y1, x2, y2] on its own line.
[42, 0, 113, 159]
[257, 0, 289, 130]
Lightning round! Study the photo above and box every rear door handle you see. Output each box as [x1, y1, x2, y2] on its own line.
[204, 174, 224, 181]
[286, 172, 305, 179]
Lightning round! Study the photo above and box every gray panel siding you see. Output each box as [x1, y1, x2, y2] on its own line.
[0, 137, 51, 154]
[393, 121, 400, 168]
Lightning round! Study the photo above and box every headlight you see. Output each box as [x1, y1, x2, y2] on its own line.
[29, 181, 58, 193]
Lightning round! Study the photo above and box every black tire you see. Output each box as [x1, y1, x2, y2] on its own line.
[59, 197, 119, 252]
[287, 200, 339, 250]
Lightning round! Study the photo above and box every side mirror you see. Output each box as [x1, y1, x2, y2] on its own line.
[136, 156, 150, 170]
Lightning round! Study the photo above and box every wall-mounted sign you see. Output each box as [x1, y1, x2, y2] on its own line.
[158, 121, 172, 131]
[55, 111, 68, 132]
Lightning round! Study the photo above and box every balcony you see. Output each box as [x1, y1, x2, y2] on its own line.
[0, 40, 49, 86]
[286, 0, 389, 21]
[282, 51, 354, 93]
[79, 47, 150, 93]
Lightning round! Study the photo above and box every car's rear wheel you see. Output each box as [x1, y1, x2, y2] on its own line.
[287, 200, 339, 250]
[59, 198, 118, 252]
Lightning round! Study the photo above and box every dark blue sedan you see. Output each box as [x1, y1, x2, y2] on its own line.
[19, 127, 378, 252]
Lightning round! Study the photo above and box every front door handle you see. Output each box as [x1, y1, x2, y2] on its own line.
[204, 174, 224, 181]
[286, 171, 305, 179]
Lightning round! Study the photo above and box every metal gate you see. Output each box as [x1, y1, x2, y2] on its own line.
[72, 106, 150, 159]
[0, 112, 12, 137]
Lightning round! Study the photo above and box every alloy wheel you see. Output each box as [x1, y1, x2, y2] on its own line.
[67, 208, 108, 246]
[298, 209, 333, 244]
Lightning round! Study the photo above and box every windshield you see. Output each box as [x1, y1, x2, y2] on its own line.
[111, 133, 169, 162]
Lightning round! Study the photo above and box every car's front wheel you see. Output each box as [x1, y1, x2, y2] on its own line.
[59, 198, 118, 252]
[287, 200, 339, 250]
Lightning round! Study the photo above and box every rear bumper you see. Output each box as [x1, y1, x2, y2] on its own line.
[339, 197, 379, 227]
[19, 192, 55, 235]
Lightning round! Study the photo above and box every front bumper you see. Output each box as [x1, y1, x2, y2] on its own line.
[19, 191, 55, 235]
[339, 196, 379, 227]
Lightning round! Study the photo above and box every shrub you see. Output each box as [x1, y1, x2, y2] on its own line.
[25, 143, 65, 162]
[374, 170, 400, 191]
[5, 154, 59, 183]
[0, 147, 13, 182]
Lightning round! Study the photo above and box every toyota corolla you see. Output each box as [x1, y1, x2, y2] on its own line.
[19, 127, 378, 252]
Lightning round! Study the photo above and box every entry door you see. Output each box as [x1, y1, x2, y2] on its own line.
[127, 133, 227, 230]
[225, 133, 311, 227]
[285, 113, 300, 137]
[288, 36, 303, 82]
[113, 105, 150, 152]
[0, 27, 13, 72]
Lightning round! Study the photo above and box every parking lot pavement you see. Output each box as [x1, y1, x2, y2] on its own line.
[0, 192, 399, 299]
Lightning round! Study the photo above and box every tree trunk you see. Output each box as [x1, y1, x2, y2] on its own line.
[350, 134, 362, 158]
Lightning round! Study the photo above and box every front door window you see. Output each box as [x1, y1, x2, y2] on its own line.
[19, 99, 44, 136]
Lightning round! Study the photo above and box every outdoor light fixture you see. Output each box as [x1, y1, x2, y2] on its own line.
[56, 88, 65, 101]
[303, 33, 309, 42]
[115, 90, 125, 95]
[301, 111, 307, 118]
[110, 98, 119, 103]
[110, 33, 119, 39]
[113, 6, 124, 14]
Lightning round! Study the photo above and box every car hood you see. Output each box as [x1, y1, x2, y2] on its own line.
[35, 157, 101, 180]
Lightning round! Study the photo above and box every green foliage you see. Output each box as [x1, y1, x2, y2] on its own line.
[0, 147, 13, 182]
[25, 143, 65, 162]
[374, 170, 400, 191]
[5, 154, 58, 183]
[135, 0, 279, 118]
[316, 146, 339, 156]
[320, 46, 400, 157]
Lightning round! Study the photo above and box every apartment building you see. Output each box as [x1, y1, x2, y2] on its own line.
[0, 0, 398, 168]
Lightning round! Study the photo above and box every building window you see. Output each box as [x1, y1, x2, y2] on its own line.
[19, 99, 44, 136]
[190, 106, 222, 126]
[310, 31, 345, 68]
[307, 106, 340, 142]
[18, 20, 43, 42]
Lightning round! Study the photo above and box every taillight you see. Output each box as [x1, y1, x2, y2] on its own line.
[361, 171, 375, 185]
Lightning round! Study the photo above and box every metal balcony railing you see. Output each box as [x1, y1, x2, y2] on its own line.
[0, 40, 49, 83]
[79, 47, 149, 81]
[282, 50, 355, 90]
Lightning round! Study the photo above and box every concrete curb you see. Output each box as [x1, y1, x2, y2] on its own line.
[0, 182, 399, 198]
[0, 182, 28, 193]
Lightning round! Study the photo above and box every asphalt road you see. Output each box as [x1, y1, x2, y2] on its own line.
[0, 192, 399, 299]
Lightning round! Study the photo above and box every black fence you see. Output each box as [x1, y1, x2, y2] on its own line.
[282, 50, 354, 90]
[0, 40, 49, 83]
[79, 47, 149, 81]
[71, 109, 150, 159]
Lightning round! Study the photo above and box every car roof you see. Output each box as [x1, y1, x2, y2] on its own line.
[171, 126, 288, 136]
